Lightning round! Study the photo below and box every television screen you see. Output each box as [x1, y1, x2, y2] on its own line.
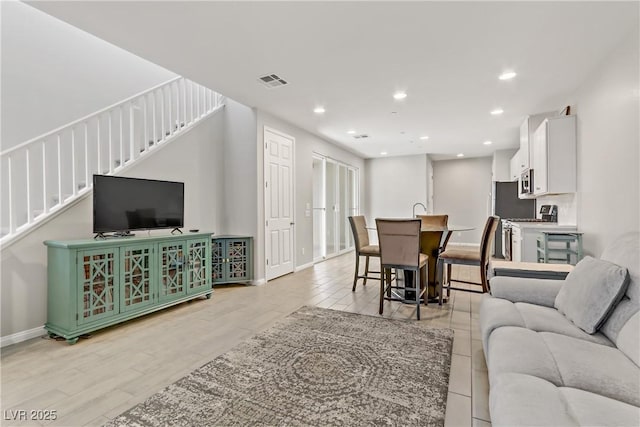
[93, 175, 184, 233]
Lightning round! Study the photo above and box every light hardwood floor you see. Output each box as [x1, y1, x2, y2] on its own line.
[1, 252, 491, 427]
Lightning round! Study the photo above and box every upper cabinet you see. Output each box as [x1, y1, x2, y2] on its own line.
[532, 115, 576, 195]
[492, 149, 517, 182]
[519, 112, 555, 172]
[509, 150, 521, 181]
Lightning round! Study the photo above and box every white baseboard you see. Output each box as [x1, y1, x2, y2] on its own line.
[295, 261, 314, 272]
[1, 326, 46, 348]
[252, 278, 267, 286]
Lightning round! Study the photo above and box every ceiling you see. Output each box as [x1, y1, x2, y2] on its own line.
[29, 1, 638, 160]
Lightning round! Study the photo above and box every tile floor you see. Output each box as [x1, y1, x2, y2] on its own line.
[1, 252, 491, 427]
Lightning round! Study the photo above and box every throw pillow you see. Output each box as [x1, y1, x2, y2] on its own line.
[554, 256, 630, 334]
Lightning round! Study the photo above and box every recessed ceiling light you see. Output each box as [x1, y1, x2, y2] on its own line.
[380, 151, 388, 156]
[457, 153, 465, 157]
[400, 131, 405, 135]
[499, 71, 517, 80]
[483, 140, 493, 145]
[313, 107, 325, 114]
[491, 109, 504, 115]
[347, 130, 356, 134]
[419, 135, 429, 140]
[393, 92, 407, 100]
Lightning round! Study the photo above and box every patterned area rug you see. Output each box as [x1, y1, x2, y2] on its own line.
[106, 306, 454, 426]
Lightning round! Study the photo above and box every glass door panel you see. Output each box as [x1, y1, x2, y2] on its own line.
[339, 165, 348, 251]
[325, 160, 337, 256]
[312, 156, 326, 261]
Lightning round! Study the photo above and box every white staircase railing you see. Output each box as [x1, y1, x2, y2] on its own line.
[1, 76, 224, 246]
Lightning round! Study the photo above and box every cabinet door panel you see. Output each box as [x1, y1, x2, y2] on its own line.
[158, 242, 186, 302]
[187, 239, 210, 294]
[227, 239, 250, 281]
[211, 239, 225, 283]
[121, 244, 154, 312]
[78, 249, 119, 324]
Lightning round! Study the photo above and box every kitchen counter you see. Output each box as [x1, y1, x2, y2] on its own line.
[507, 222, 578, 262]
[505, 221, 577, 230]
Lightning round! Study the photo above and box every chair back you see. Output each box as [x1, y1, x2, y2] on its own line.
[416, 214, 448, 227]
[348, 216, 370, 251]
[376, 219, 422, 269]
[480, 216, 500, 266]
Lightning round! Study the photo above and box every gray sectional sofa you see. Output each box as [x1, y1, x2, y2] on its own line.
[480, 232, 640, 426]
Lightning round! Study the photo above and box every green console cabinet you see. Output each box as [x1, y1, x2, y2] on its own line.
[44, 232, 213, 344]
[212, 236, 253, 285]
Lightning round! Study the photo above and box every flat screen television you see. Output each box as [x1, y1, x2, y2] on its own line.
[93, 175, 184, 235]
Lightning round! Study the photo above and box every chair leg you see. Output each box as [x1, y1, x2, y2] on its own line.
[437, 258, 444, 306]
[480, 263, 488, 293]
[446, 264, 452, 297]
[416, 269, 421, 320]
[423, 265, 428, 307]
[363, 256, 370, 286]
[352, 254, 360, 292]
[379, 267, 386, 315]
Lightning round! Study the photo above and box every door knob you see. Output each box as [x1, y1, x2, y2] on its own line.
[290, 222, 295, 225]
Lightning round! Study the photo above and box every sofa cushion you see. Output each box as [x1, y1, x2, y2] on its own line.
[488, 326, 640, 407]
[480, 296, 612, 358]
[541, 332, 640, 407]
[617, 311, 640, 367]
[515, 303, 612, 346]
[600, 232, 640, 342]
[555, 256, 629, 333]
[490, 373, 640, 427]
[488, 327, 562, 386]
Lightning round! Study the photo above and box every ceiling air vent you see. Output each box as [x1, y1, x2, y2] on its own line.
[258, 73, 289, 89]
[353, 134, 369, 139]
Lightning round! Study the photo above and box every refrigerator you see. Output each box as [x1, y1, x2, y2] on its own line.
[492, 181, 536, 257]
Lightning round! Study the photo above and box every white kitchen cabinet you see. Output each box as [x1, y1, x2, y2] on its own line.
[509, 150, 521, 181]
[511, 225, 522, 262]
[492, 149, 517, 182]
[519, 112, 555, 172]
[532, 115, 576, 196]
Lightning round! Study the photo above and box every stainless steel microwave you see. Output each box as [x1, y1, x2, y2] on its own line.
[520, 169, 533, 195]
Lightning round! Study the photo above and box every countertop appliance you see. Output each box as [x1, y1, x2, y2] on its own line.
[492, 181, 536, 258]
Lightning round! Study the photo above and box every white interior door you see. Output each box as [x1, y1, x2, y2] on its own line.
[264, 128, 294, 280]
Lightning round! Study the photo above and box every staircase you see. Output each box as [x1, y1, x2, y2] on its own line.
[1, 77, 224, 247]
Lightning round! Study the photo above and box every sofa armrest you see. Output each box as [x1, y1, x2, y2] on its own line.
[489, 276, 565, 308]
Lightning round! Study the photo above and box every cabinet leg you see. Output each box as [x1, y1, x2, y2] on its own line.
[206, 293, 212, 299]
[66, 337, 79, 345]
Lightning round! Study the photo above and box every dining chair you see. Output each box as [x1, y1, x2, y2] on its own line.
[416, 215, 449, 298]
[437, 216, 500, 305]
[376, 218, 428, 320]
[348, 216, 381, 291]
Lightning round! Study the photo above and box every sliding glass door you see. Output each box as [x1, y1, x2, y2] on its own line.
[312, 154, 359, 262]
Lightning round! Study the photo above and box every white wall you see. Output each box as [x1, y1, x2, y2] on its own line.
[433, 157, 493, 244]
[221, 99, 258, 238]
[570, 28, 640, 256]
[0, 113, 225, 339]
[365, 155, 428, 224]
[0, 1, 176, 149]
[256, 110, 366, 280]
